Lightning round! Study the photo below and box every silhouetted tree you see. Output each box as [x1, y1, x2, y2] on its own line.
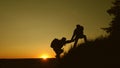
[102, 0, 120, 56]
[103, 0, 120, 39]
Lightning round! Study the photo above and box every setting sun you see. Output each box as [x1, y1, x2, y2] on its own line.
[39, 54, 50, 60]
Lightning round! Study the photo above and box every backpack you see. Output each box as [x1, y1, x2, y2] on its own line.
[51, 39, 59, 48]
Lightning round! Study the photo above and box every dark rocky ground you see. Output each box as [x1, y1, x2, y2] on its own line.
[0, 58, 57, 68]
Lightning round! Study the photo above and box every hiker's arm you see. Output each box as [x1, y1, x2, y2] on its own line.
[71, 30, 76, 40]
[66, 40, 74, 43]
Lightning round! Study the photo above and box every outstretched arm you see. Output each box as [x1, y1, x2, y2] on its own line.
[71, 29, 76, 41]
[66, 40, 74, 43]
[63, 40, 74, 47]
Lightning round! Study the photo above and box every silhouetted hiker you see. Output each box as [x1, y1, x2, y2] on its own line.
[51, 37, 72, 59]
[71, 24, 87, 47]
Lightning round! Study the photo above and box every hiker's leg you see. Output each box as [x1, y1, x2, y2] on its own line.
[83, 35, 87, 42]
[74, 38, 79, 48]
[54, 48, 60, 59]
[56, 54, 60, 59]
[53, 48, 58, 55]
[60, 49, 63, 54]
[55, 49, 63, 59]
[56, 51, 60, 59]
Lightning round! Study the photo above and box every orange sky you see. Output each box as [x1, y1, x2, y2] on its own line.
[0, 0, 113, 58]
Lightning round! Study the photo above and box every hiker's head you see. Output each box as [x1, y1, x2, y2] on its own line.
[76, 24, 83, 29]
[61, 37, 66, 41]
[76, 24, 81, 28]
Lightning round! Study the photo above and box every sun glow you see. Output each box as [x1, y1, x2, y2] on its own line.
[39, 54, 49, 60]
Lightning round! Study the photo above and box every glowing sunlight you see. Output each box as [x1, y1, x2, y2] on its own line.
[39, 54, 50, 60]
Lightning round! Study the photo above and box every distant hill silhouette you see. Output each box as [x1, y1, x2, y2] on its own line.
[57, 36, 120, 68]
[0, 58, 57, 68]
